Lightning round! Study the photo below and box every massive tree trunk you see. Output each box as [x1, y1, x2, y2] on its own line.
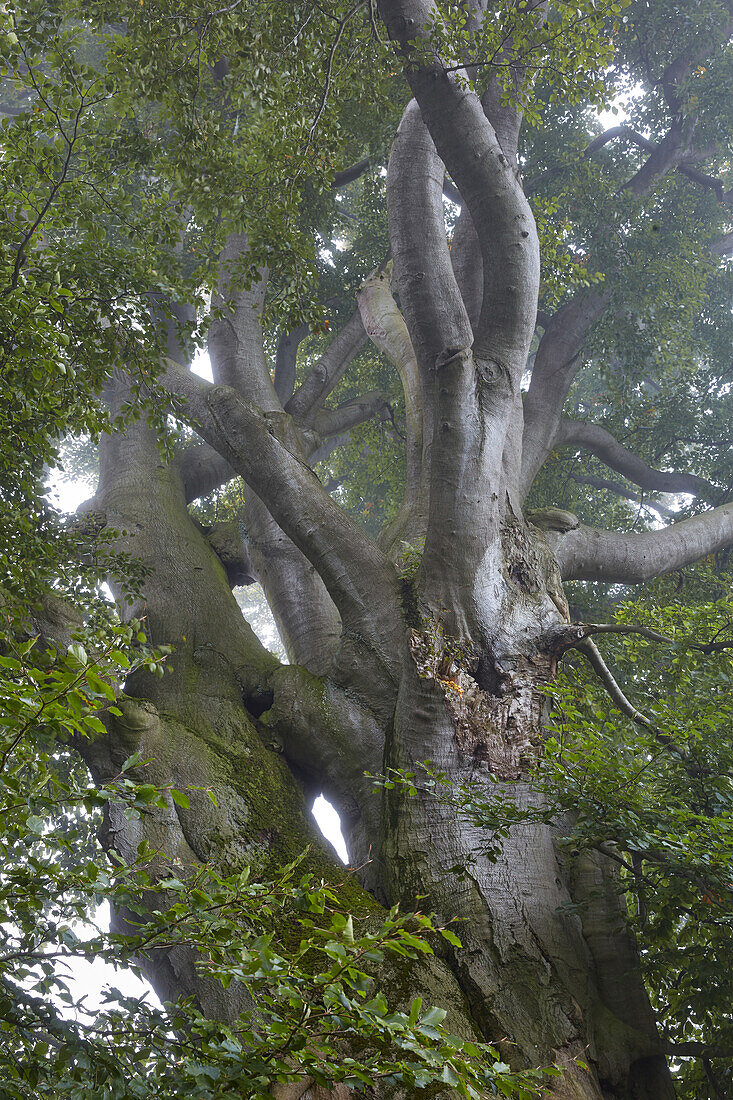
[73, 1, 733, 1096]
[85, 381, 674, 1097]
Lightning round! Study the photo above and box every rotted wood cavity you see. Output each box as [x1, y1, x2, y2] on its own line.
[408, 627, 547, 779]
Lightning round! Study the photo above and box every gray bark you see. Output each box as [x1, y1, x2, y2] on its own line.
[82, 5, 733, 1097]
[286, 310, 368, 424]
[558, 418, 722, 506]
[274, 322, 310, 404]
[241, 492, 342, 676]
[550, 505, 733, 583]
[519, 292, 609, 499]
[357, 267, 428, 551]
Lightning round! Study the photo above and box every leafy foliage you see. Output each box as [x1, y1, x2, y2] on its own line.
[2, 0, 733, 1094]
[0, 606, 545, 1098]
[374, 595, 733, 1096]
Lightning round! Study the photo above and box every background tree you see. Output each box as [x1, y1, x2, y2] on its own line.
[2, 0, 732, 1097]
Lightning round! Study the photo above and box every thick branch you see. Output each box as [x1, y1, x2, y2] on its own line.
[181, 440, 344, 673]
[622, 120, 691, 196]
[313, 391, 390, 438]
[386, 104, 521, 617]
[208, 232, 280, 410]
[387, 99, 471, 370]
[559, 418, 721, 506]
[179, 442, 237, 503]
[519, 291, 608, 499]
[308, 433, 351, 467]
[331, 156, 371, 189]
[450, 206, 482, 333]
[286, 308, 367, 424]
[202, 519, 256, 587]
[380, 0, 539, 360]
[147, 297, 197, 367]
[273, 323, 310, 404]
[160, 362, 403, 666]
[241, 494, 342, 676]
[529, 121, 692, 198]
[356, 267, 424, 512]
[549, 504, 733, 583]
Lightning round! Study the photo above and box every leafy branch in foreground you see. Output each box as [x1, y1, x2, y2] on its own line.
[371, 597, 733, 1095]
[0, 608, 544, 1098]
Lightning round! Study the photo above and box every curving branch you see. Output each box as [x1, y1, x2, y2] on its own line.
[676, 163, 733, 206]
[558, 418, 722, 506]
[519, 290, 608, 499]
[379, 0, 542, 618]
[179, 442, 237, 503]
[576, 639, 667, 737]
[308, 434, 351, 467]
[549, 504, 733, 584]
[574, 639, 690, 762]
[386, 100, 471, 372]
[286, 308, 367, 424]
[179, 400, 347, 676]
[332, 155, 371, 189]
[356, 267, 424, 511]
[160, 360, 403, 667]
[621, 120, 692, 197]
[240, 494, 342, 677]
[147, 297, 197, 368]
[379, 0, 539, 362]
[273, 322, 310, 404]
[528, 123, 733, 231]
[313, 390, 391, 438]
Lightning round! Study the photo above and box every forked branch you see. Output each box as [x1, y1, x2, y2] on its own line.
[160, 361, 403, 665]
[379, 0, 539, 360]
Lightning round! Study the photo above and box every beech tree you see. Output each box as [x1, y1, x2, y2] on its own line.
[3, 0, 733, 1097]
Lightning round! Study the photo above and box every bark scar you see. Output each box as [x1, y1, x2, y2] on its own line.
[408, 628, 540, 780]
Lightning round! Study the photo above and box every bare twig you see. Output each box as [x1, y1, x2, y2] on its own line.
[574, 638, 688, 761]
[303, 1, 366, 154]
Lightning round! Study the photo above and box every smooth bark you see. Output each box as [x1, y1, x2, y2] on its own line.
[558, 418, 721, 505]
[551, 505, 733, 583]
[82, 5, 733, 1097]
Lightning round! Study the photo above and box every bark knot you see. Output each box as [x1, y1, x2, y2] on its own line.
[435, 346, 471, 370]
